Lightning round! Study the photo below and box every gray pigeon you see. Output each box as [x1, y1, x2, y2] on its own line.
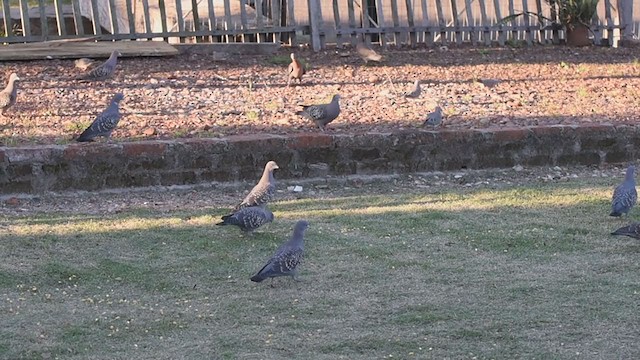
[611, 223, 640, 239]
[297, 94, 341, 131]
[610, 165, 637, 217]
[404, 80, 421, 99]
[0, 73, 20, 117]
[76, 50, 121, 81]
[251, 220, 308, 284]
[76, 93, 124, 142]
[287, 53, 306, 87]
[233, 161, 279, 212]
[216, 206, 274, 233]
[423, 106, 443, 127]
[355, 43, 383, 64]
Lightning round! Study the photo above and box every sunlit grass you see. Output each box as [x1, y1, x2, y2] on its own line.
[0, 178, 638, 359]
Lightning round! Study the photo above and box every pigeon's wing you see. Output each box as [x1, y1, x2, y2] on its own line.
[77, 110, 120, 142]
[234, 183, 274, 211]
[611, 185, 637, 216]
[250, 248, 303, 282]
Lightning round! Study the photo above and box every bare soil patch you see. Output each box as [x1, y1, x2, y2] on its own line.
[1, 45, 639, 147]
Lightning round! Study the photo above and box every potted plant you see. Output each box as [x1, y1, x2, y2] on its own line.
[501, 0, 601, 46]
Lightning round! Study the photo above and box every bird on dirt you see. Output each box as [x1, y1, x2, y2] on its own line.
[356, 42, 383, 64]
[611, 223, 640, 239]
[76, 93, 124, 142]
[76, 50, 121, 81]
[74, 58, 95, 71]
[232, 161, 279, 212]
[297, 94, 341, 131]
[478, 78, 500, 88]
[216, 206, 274, 233]
[423, 106, 443, 127]
[403, 79, 421, 99]
[0, 73, 20, 118]
[287, 53, 306, 87]
[610, 165, 637, 217]
[250, 220, 308, 284]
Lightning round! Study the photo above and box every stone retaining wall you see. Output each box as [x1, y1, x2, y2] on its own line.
[0, 124, 637, 195]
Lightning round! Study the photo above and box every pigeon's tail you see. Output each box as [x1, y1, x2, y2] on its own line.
[611, 229, 628, 236]
[609, 211, 622, 217]
[216, 214, 236, 226]
[76, 133, 94, 142]
[250, 274, 266, 282]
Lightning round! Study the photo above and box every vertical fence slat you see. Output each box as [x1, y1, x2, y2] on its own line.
[255, 0, 264, 42]
[271, 0, 281, 43]
[174, 0, 185, 42]
[492, 0, 504, 45]
[603, 0, 614, 45]
[548, 0, 559, 43]
[206, 0, 215, 39]
[238, 0, 247, 43]
[107, 0, 119, 35]
[54, 0, 67, 35]
[534, 0, 543, 43]
[478, 0, 490, 45]
[308, 0, 322, 50]
[125, 0, 135, 35]
[332, 0, 343, 47]
[1, 0, 12, 40]
[19, 0, 31, 38]
[223, 0, 233, 42]
[191, 0, 202, 39]
[507, 0, 516, 41]
[71, 0, 85, 36]
[374, 0, 386, 46]
[347, 0, 356, 45]
[521, 0, 533, 44]
[37, 0, 48, 40]
[405, 0, 416, 47]
[141, 0, 153, 38]
[286, 0, 296, 45]
[89, 0, 102, 35]
[360, 0, 370, 45]
[618, 0, 633, 42]
[158, 0, 169, 41]
[434, 0, 446, 43]
[390, 0, 400, 45]
[420, 0, 433, 45]
[464, 0, 476, 44]
[450, 0, 462, 44]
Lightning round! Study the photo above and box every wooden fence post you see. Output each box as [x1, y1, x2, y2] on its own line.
[308, 0, 322, 51]
[617, 0, 634, 44]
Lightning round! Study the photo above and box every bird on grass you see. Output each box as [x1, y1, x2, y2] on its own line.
[251, 220, 308, 285]
[423, 106, 443, 128]
[76, 50, 121, 81]
[76, 93, 124, 142]
[0, 73, 20, 118]
[356, 42, 383, 64]
[287, 53, 306, 87]
[403, 79, 421, 99]
[233, 161, 279, 212]
[216, 206, 274, 233]
[297, 94, 341, 131]
[611, 223, 640, 240]
[610, 165, 637, 217]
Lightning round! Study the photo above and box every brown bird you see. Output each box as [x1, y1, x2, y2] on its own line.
[74, 58, 95, 71]
[356, 43, 383, 64]
[287, 53, 306, 87]
[232, 161, 280, 212]
[0, 73, 20, 118]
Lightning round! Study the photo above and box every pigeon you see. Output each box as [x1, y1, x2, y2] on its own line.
[297, 94, 341, 131]
[478, 79, 500, 88]
[76, 50, 121, 81]
[356, 43, 383, 64]
[611, 223, 640, 239]
[76, 93, 124, 142]
[74, 58, 95, 71]
[0, 73, 20, 117]
[233, 161, 279, 212]
[610, 165, 637, 217]
[403, 79, 421, 99]
[250, 220, 309, 284]
[287, 53, 305, 87]
[216, 206, 274, 233]
[423, 106, 443, 127]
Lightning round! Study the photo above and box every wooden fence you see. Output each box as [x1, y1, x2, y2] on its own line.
[0, 0, 637, 50]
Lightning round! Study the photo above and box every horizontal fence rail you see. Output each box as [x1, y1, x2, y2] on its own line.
[0, 0, 637, 49]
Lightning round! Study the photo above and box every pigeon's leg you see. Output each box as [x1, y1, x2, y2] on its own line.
[287, 77, 292, 87]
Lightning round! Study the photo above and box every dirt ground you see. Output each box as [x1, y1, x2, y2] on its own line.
[1, 45, 639, 146]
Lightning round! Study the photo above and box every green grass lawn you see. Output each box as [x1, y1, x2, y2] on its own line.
[1, 175, 639, 359]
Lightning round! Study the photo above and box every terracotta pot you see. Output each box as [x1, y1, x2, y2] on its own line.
[566, 24, 592, 47]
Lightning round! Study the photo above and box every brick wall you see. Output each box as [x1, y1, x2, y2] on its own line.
[1, 125, 637, 194]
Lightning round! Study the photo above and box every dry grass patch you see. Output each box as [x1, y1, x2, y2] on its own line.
[0, 177, 639, 359]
